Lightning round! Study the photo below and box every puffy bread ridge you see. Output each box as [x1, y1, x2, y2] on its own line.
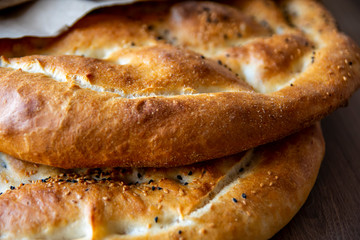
[0, 0, 358, 168]
[0, 124, 324, 239]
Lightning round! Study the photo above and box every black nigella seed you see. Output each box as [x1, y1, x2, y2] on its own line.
[147, 25, 154, 31]
[188, 171, 193, 176]
[137, 173, 142, 179]
[148, 179, 154, 184]
[232, 198, 238, 203]
[85, 189, 89, 191]
[41, 179, 46, 183]
[349, 61, 353, 65]
[1, 162, 6, 169]
[0, 192, 2, 195]
[179, 230, 182, 234]
[156, 36, 163, 40]
[131, 42, 135, 46]
[203, 7, 210, 11]
[242, 193, 247, 199]
[66, 179, 72, 182]
[155, 216, 159, 223]
[239, 168, 244, 172]
[200, 55, 205, 59]
[158, 187, 163, 190]
[10, 186, 15, 190]
[72, 180, 78, 183]
[152, 186, 156, 191]
[95, 175, 100, 178]
[177, 175, 183, 180]
[184, 182, 189, 186]
[218, 60, 223, 65]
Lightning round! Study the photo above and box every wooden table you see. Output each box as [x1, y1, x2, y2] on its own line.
[273, 0, 360, 239]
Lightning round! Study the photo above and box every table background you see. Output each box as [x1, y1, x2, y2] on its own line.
[273, 0, 360, 239]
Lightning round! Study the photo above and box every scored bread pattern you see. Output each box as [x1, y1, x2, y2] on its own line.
[0, 149, 253, 238]
[1, 1, 319, 95]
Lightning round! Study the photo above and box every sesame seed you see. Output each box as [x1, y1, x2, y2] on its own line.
[232, 198, 238, 203]
[154, 216, 158, 223]
[242, 193, 247, 199]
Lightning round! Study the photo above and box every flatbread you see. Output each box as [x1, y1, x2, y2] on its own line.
[0, 124, 324, 239]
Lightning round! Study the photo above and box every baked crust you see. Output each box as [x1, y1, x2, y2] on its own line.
[0, 0, 358, 168]
[0, 124, 324, 239]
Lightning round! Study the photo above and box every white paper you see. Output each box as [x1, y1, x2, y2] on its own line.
[0, 0, 140, 39]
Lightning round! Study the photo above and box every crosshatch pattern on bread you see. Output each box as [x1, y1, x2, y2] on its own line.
[0, 0, 359, 168]
[0, 124, 324, 239]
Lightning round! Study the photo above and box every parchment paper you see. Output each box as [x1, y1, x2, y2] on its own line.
[0, 0, 141, 39]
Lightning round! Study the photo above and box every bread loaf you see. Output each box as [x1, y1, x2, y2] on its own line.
[0, 124, 324, 239]
[0, 0, 357, 168]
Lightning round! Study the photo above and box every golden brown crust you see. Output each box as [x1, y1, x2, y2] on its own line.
[0, 0, 358, 168]
[0, 124, 324, 239]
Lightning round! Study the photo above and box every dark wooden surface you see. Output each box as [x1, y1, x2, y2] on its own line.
[273, 0, 360, 239]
